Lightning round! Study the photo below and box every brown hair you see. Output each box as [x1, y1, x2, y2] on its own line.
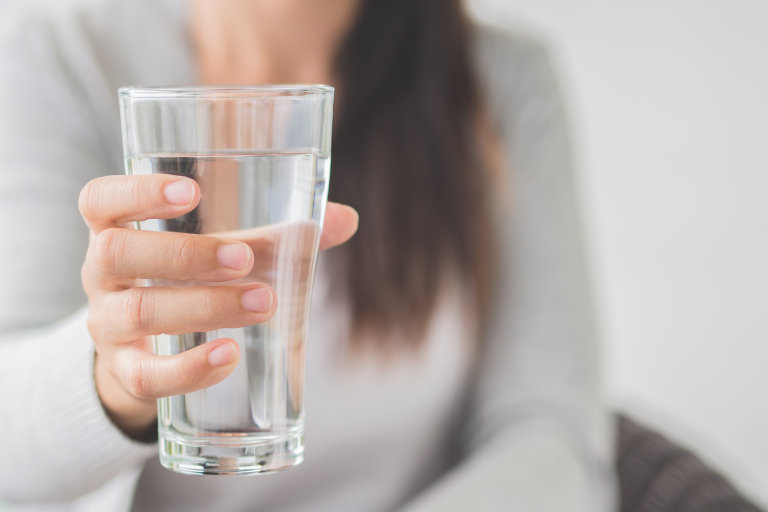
[329, 0, 495, 347]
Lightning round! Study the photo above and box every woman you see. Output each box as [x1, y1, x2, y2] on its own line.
[0, 0, 615, 510]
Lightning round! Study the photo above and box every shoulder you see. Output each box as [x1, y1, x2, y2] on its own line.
[1, 0, 162, 45]
[471, 21, 564, 114]
[0, 0, 182, 35]
[470, 22, 570, 156]
[0, 0, 189, 86]
[0, 0, 191, 167]
[472, 21, 553, 72]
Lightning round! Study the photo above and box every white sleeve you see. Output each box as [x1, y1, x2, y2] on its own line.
[0, 310, 156, 502]
[0, 6, 154, 503]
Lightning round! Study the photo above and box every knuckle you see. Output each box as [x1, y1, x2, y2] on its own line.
[77, 178, 101, 218]
[125, 360, 155, 398]
[91, 228, 123, 275]
[136, 178, 157, 206]
[169, 356, 187, 384]
[81, 260, 103, 296]
[199, 288, 218, 320]
[123, 288, 154, 333]
[172, 235, 198, 268]
[123, 178, 147, 211]
[86, 296, 121, 344]
[85, 308, 101, 341]
[80, 262, 92, 291]
[199, 287, 240, 327]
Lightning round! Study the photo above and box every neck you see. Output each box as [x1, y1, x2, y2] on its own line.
[189, 0, 360, 85]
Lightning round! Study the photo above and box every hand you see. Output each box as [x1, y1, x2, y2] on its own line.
[78, 174, 357, 438]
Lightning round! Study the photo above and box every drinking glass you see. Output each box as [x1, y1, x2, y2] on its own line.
[119, 85, 334, 476]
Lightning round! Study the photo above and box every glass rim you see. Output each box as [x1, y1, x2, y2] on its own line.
[118, 84, 334, 99]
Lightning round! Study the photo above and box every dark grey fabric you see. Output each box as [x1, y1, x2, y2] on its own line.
[617, 414, 762, 512]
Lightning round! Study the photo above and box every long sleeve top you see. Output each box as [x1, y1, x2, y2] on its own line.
[0, 1, 616, 510]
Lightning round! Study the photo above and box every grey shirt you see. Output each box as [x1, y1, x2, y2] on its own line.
[0, 0, 615, 510]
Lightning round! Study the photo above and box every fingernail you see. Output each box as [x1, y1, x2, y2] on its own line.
[217, 243, 250, 270]
[208, 343, 236, 367]
[242, 287, 273, 313]
[163, 179, 195, 205]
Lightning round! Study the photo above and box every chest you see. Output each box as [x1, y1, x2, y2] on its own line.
[134, 260, 477, 512]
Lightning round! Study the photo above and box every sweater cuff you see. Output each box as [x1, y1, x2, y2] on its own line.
[38, 307, 156, 477]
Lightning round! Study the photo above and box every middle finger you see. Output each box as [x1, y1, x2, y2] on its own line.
[85, 228, 255, 289]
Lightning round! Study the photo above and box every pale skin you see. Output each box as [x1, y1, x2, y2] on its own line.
[83, 0, 361, 438]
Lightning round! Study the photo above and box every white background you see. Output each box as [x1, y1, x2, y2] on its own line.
[468, 0, 768, 507]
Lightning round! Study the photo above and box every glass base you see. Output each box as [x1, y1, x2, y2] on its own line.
[159, 429, 304, 476]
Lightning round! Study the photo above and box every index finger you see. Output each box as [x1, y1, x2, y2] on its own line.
[79, 174, 200, 233]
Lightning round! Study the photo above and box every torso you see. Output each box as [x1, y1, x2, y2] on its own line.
[115, 3, 479, 510]
[131, 259, 476, 512]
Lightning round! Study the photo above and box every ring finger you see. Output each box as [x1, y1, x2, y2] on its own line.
[90, 283, 276, 344]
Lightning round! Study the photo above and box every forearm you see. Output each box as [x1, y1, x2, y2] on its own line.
[0, 308, 155, 503]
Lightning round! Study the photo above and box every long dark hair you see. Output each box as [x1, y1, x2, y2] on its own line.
[330, 0, 494, 347]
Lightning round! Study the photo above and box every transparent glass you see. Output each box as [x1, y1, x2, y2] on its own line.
[119, 85, 334, 476]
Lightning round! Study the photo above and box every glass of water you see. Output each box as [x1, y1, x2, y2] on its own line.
[118, 85, 334, 476]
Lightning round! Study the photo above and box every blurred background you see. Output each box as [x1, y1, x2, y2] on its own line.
[468, 0, 768, 507]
